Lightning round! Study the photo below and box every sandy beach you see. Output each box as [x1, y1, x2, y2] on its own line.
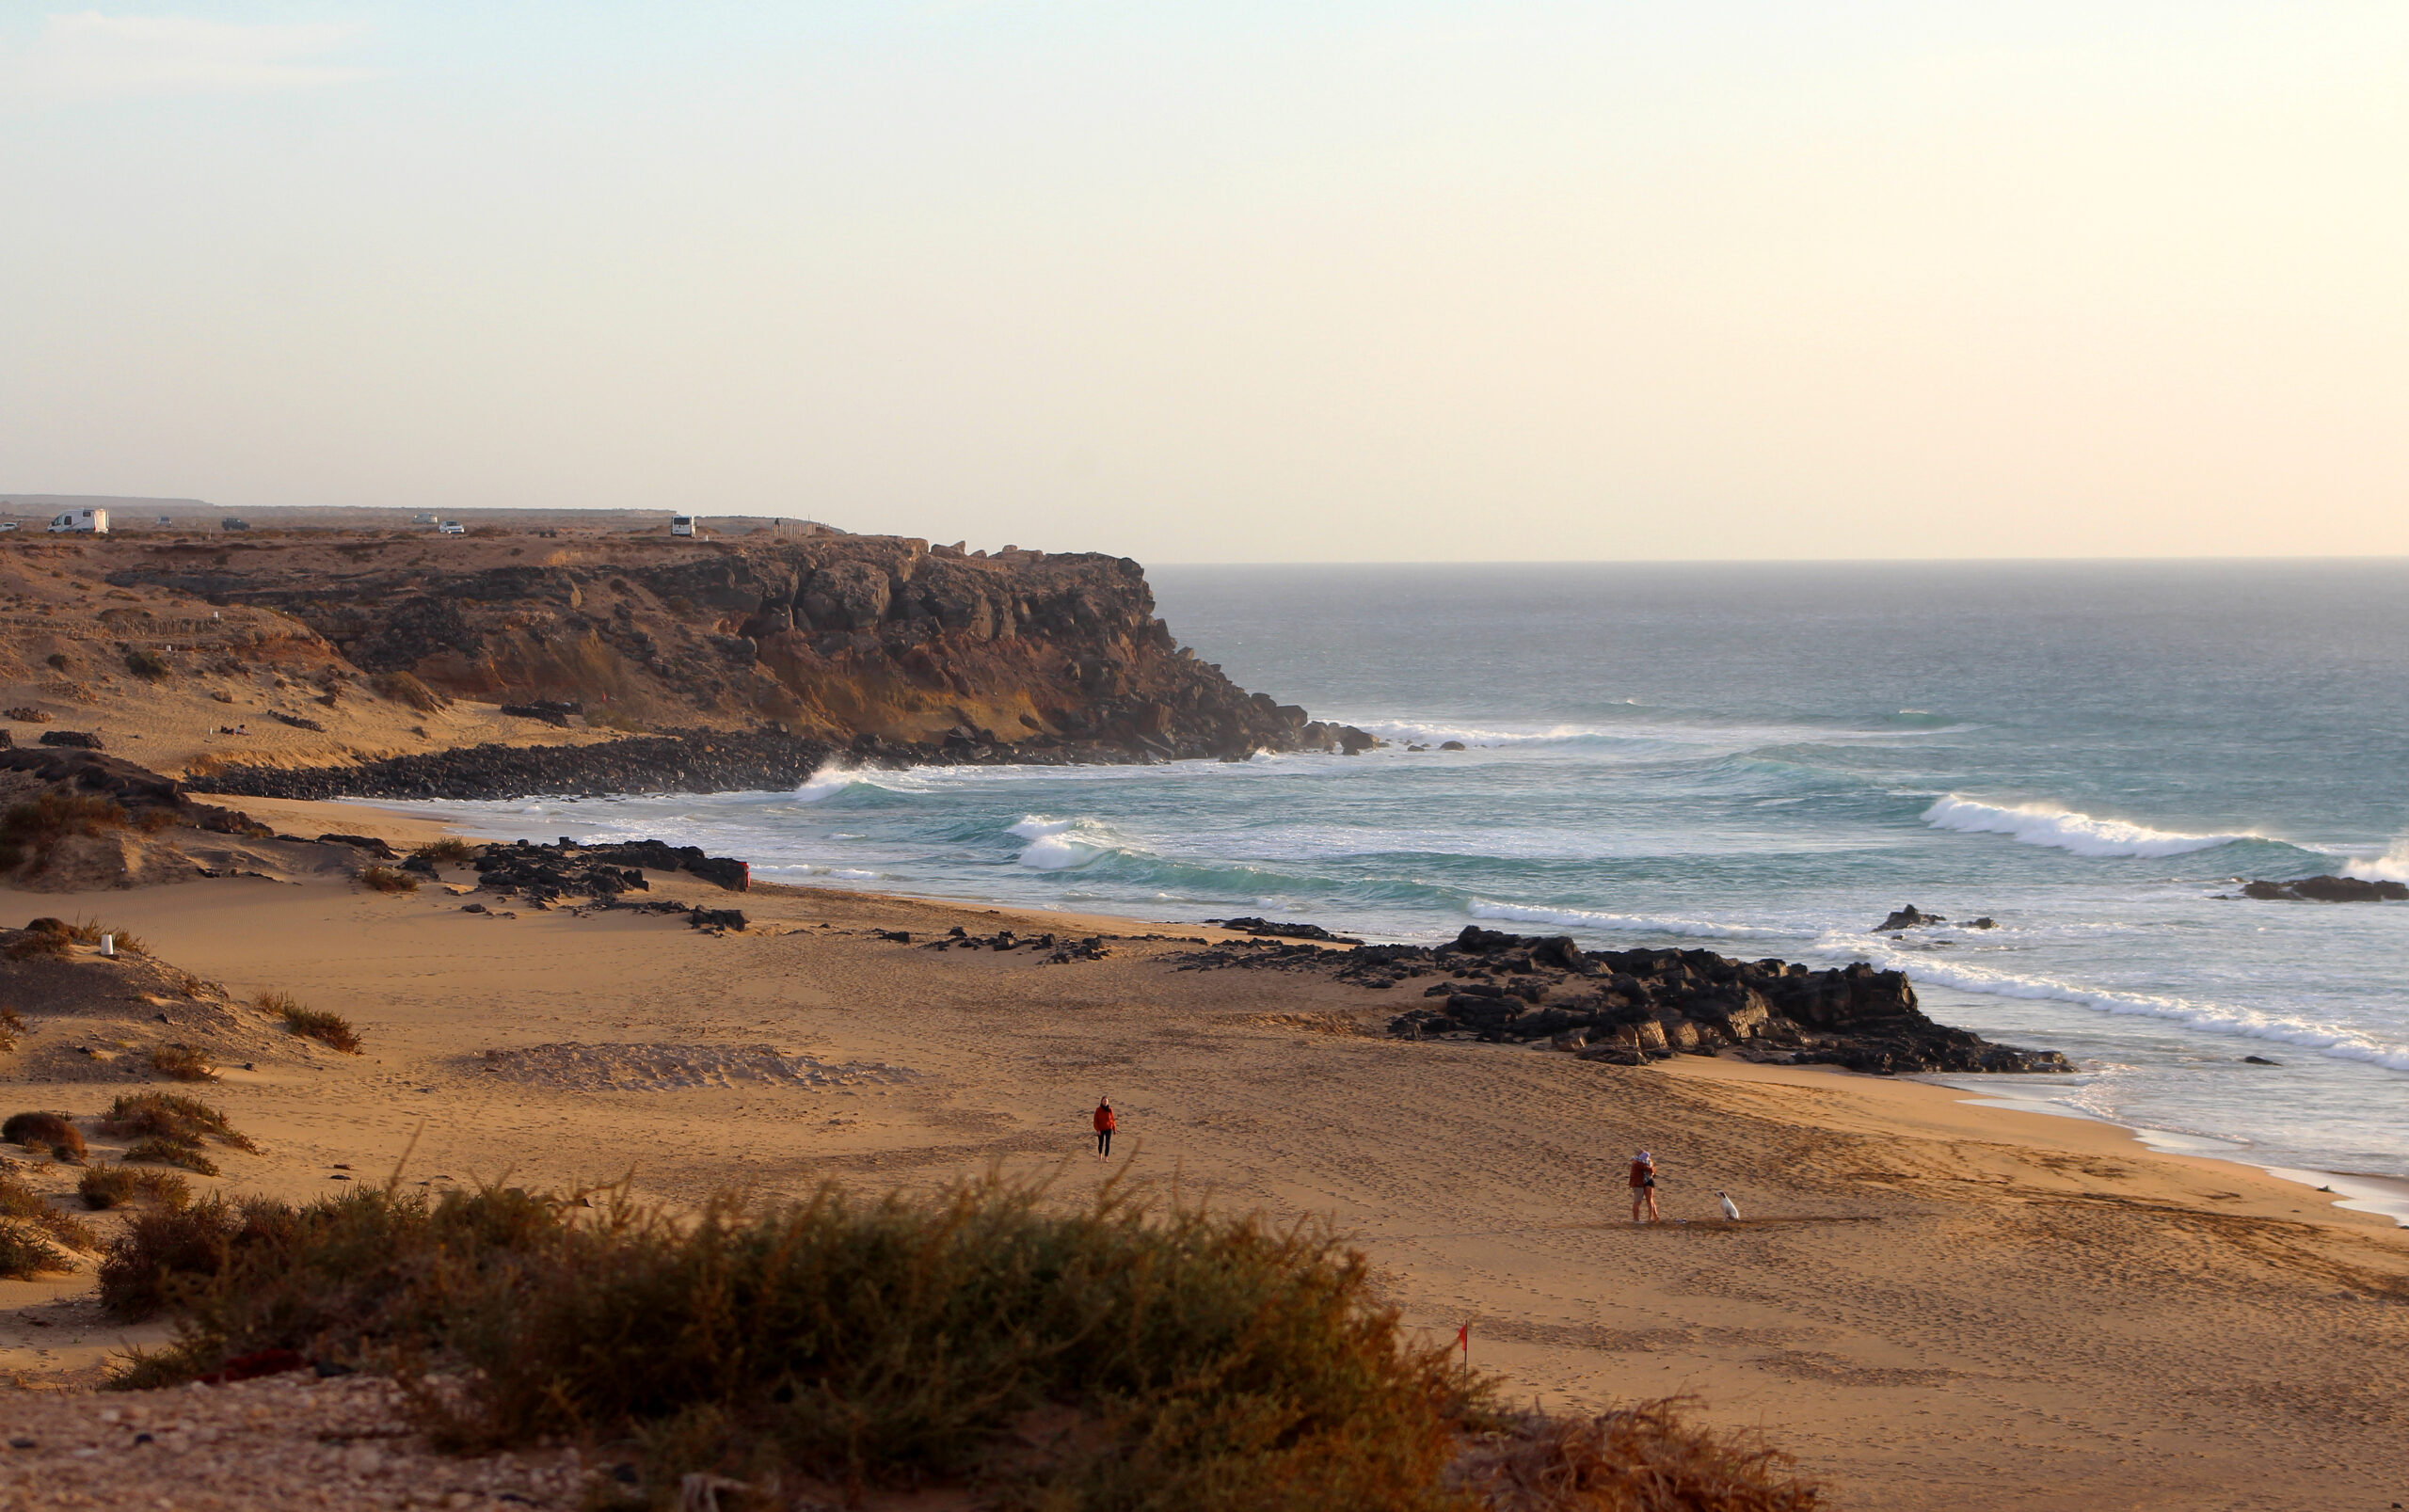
[2, 797, 2402, 1511]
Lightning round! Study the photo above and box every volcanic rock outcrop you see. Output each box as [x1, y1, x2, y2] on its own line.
[2239, 875, 2408, 902]
[1178, 924, 2070, 1075]
[99, 530, 1360, 762]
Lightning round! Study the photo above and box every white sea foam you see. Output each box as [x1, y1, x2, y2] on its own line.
[2342, 839, 2409, 883]
[1009, 816, 1120, 870]
[1922, 795, 2257, 858]
[1823, 933, 2409, 1072]
[1466, 899, 1786, 942]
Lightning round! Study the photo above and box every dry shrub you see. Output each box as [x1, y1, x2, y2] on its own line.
[1450, 1403, 1821, 1511]
[5, 917, 75, 961]
[77, 1163, 138, 1209]
[410, 836, 474, 866]
[0, 791, 129, 873]
[147, 1042, 218, 1082]
[5, 706, 51, 724]
[358, 865, 420, 894]
[101, 1092, 256, 1153]
[3, 1110, 87, 1160]
[0, 1005, 22, 1054]
[57, 917, 145, 950]
[123, 647, 171, 681]
[0, 1164, 98, 1254]
[79, 1163, 191, 1212]
[259, 992, 362, 1054]
[126, 1138, 220, 1176]
[134, 808, 178, 834]
[0, 1221, 71, 1280]
[370, 670, 448, 712]
[106, 1175, 1481, 1510]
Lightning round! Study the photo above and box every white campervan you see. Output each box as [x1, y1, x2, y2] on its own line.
[47, 508, 108, 535]
[671, 516, 696, 537]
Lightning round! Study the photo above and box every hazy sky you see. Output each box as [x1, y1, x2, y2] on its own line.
[3, 4, 2404, 563]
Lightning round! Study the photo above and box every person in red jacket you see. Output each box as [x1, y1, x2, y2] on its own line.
[1093, 1095, 1117, 1157]
[1629, 1150, 1659, 1224]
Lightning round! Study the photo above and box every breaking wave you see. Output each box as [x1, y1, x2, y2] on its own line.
[1829, 934, 2409, 1072]
[2342, 840, 2409, 883]
[1466, 899, 1789, 942]
[1922, 795, 2261, 859]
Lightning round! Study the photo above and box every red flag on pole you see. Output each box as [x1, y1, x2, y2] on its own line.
[1456, 1324, 1468, 1364]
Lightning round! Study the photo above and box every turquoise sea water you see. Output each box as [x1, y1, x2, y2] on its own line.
[406, 561, 2409, 1188]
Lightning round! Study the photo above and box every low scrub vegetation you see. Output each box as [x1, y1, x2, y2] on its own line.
[126, 1138, 220, 1175]
[0, 1220, 70, 1280]
[359, 864, 421, 894]
[0, 1005, 22, 1054]
[78, 1163, 192, 1212]
[101, 1092, 256, 1154]
[0, 792, 129, 873]
[258, 991, 362, 1054]
[147, 1042, 217, 1081]
[1, 1163, 97, 1271]
[1450, 1404, 1820, 1511]
[3, 1110, 88, 1160]
[81, 1174, 1817, 1509]
[410, 836, 475, 867]
[123, 647, 171, 681]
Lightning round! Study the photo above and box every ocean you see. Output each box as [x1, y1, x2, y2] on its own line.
[403, 561, 2409, 1202]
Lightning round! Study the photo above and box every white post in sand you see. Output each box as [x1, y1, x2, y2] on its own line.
[100, 933, 116, 958]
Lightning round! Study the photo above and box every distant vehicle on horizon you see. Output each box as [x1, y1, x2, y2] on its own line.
[671, 516, 696, 537]
[438, 520, 466, 534]
[0, 522, 18, 533]
[413, 512, 439, 526]
[221, 517, 250, 531]
[47, 508, 108, 534]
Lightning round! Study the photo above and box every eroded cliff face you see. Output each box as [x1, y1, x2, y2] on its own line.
[102, 532, 1343, 759]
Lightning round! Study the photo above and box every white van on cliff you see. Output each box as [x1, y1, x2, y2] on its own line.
[48, 508, 108, 534]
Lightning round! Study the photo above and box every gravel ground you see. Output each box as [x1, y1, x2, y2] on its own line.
[0, 1372, 599, 1512]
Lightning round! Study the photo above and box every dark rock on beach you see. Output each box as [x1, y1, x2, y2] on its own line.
[1173, 922, 2069, 1075]
[1206, 917, 1365, 945]
[2240, 875, 2408, 902]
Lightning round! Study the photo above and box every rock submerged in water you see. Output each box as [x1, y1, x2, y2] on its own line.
[2239, 875, 2408, 903]
[1873, 905, 1997, 931]
[1173, 922, 2070, 1075]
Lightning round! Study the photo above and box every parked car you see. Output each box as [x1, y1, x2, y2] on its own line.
[438, 521, 466, 534]
[222, 517, 251, 531]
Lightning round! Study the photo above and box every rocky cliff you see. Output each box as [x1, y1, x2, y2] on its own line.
[96, 528, 1352, 763]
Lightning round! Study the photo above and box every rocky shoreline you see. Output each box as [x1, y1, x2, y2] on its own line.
[1179, 924, 2071, 1074]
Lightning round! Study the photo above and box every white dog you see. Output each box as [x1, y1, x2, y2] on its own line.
[1717, 1190, 1741, 1222]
